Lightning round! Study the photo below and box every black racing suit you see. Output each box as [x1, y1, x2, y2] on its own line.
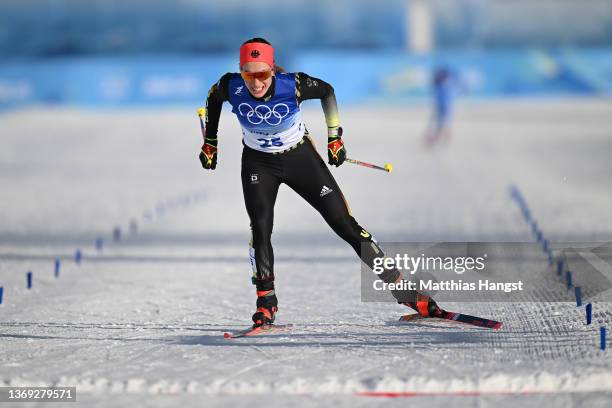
[204, 72, 414, 304]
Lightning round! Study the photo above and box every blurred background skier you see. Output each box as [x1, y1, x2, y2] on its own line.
[424, 66, 459, 147]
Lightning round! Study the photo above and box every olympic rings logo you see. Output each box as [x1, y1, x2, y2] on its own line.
[238, 103, 290, 126]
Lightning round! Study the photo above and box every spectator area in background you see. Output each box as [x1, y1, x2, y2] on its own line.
[1, 0, 612, 108]
[2, 0, 612, 57]
[1, 49, 612, 109]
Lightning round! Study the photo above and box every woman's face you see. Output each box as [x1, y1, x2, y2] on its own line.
[241, 61, 274, 98]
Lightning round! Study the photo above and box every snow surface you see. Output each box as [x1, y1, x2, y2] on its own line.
[1, 101, 612, 407]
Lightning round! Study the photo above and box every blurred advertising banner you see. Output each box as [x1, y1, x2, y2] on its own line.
[1, 49, 612, 108]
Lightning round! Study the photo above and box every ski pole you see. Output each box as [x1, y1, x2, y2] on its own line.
[197, 107, 206, 142]
[345, 158, 393, 173]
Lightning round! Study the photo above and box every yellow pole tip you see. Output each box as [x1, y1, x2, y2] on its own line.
[385, 163, 393, 173]
[197, 107, 206, 117]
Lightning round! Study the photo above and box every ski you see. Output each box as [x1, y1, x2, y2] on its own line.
[223, 324, 291, 339]
[399, 310, 503, 330]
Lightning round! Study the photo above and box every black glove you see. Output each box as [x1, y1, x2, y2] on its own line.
[327, 126, 346, 167]
[199, 142, 217, 170]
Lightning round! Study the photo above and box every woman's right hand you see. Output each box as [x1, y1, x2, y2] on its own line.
[199, 143, 217, 170]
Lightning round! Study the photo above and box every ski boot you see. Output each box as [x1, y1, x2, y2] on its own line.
[252, 290, 278, 327]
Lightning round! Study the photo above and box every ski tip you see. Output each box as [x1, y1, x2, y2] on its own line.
[492, 322, 503, 330]
[223, 323, 291, 339]
[399, 314, 421, 322]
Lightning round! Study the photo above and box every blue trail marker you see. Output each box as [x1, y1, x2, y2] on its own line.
[113, 226, 122, 242]
[536, 230, 543, 242]
[522, 208, 531, 222]
[75, 249, 82, 264]
[54, 258, 60, 278]
[601, 327, 607, 351]
[575, 286, 582, 307]
[0, 286, 4, 304]
[95, 237, 104, 251]
[556, 260, 563, 276]
[586, 303, 592, 325]
[27, 271, 32, 289]
[566, 271, 573, 289]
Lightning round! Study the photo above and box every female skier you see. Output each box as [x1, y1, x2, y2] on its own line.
[200, 38, 440, 328]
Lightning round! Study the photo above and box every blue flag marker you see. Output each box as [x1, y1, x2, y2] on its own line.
[522, 208, 531, 222]
[95, 237, 104, 251]
[556, 260, 563, 276]
[575, 287, 582, 307]
[536, 231, 543, 242]
[586, 303, 592, 325]
[75, 249, 82, 265]
[601, 327, 607, 351]
[27, 271, 32, 289]
[566, 271, 573, 289]
[0, 286, 4, 304]
[113, 226, 122, 242]
[54, 258, 60, 278]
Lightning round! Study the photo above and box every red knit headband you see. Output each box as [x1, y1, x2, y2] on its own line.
[239, 42, 274, 68]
